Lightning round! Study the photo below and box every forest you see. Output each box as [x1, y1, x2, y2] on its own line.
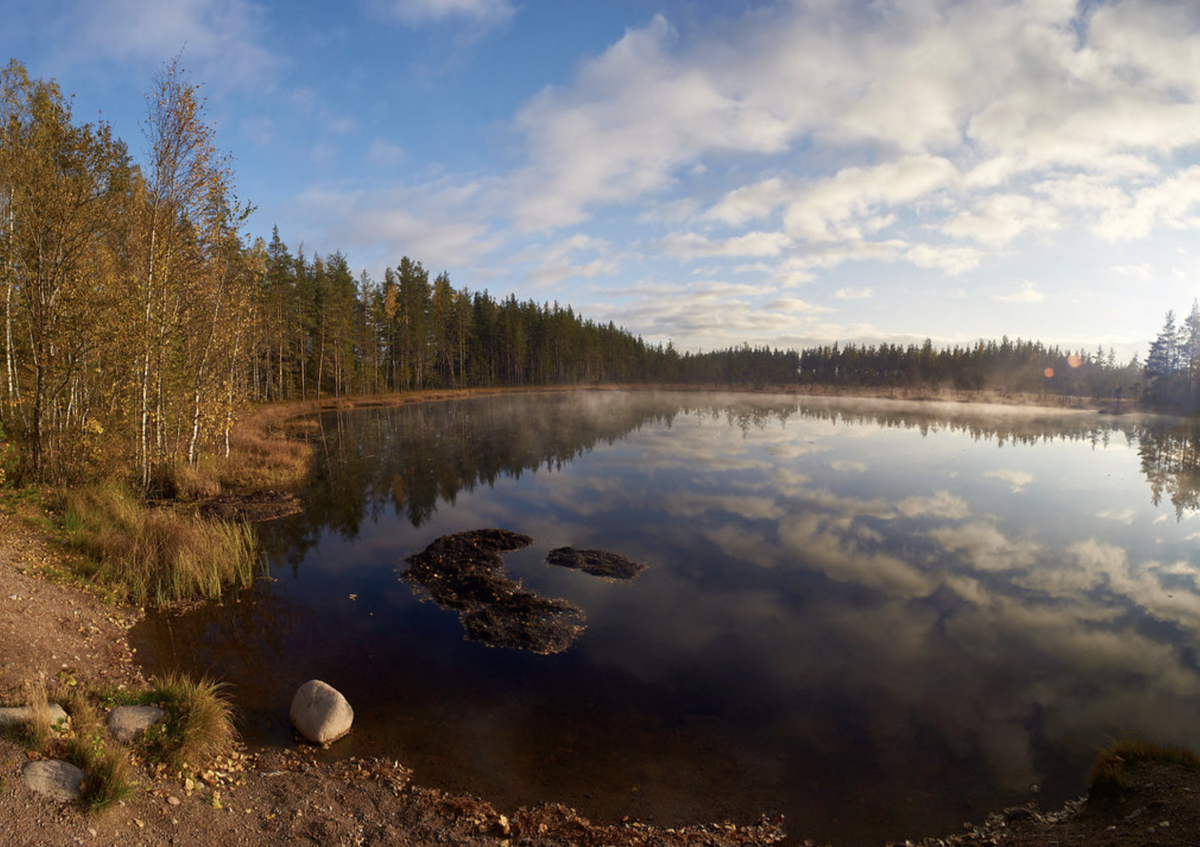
[0, 58, 1187, 486]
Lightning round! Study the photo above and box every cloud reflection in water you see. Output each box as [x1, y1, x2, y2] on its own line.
[138, 393, 1200, 847]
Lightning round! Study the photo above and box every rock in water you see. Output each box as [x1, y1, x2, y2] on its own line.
[22, 759, 84, 801]
[401, 529, 587, 654]
[545, 547, 648, 580]
[107, 704, 166, 742]
[289, 680, 353, 745]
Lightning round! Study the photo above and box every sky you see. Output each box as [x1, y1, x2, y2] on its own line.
[3, 0, 1199, 360]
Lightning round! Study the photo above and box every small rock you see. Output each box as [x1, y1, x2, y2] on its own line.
[289, 680, 353, 745]
[0, 703, 70, 730]
[21, 759, 85, 801]
[107, 705, 166, 742]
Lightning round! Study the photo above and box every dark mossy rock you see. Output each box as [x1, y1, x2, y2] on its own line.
[546, 547, 648, 580]
[402, 529, 586, 655]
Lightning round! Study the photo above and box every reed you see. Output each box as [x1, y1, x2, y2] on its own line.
[62, 482, 259, 606]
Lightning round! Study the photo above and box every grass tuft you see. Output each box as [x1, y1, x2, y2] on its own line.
[23, 675, 52, 749]
[1089, 738, 1200, 800]
[60, 482, 259, 607]
[140, 672, 238, 774]
[2, 676, 55, 751]
[61, 689, 136, 813]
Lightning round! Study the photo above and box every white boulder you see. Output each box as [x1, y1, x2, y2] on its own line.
[289, 679, 353, 746]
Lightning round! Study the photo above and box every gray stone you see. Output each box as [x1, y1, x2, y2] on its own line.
[0, 703, 70, 730]
[107, 704, 166, 742]
[22, 759, 85, 802]
[289, 679, 353, 745]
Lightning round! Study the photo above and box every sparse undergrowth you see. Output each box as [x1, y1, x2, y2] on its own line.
[1089, 738, 1200, 801]
[61, 689, 135, 812]
[138, 671, 239, 775]
[8, 670, 238, 814]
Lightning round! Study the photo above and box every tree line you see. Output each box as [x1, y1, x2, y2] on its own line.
[0, 57, 1187, 486]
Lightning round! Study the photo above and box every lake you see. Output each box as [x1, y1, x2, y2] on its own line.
[131, 390, 1200, 846]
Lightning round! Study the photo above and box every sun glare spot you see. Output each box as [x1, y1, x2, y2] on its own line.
[1067, 354, 1083, 369]
[1044, 367, 1054, 379]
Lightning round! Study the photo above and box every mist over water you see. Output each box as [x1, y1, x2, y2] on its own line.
[133, 391, 1200, 847]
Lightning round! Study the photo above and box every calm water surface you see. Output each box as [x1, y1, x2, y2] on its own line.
[132, 391, 1200, 846]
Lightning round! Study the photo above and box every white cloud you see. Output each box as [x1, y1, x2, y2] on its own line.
[762, 298, 832, 316]
[521, 234, 618, 289]
[984, 469, 1034, 493]
[1112, 263, 1153, 281]
[992, 281, 1045, 304]
[511, 14, 792, 230]
[659, 230, 793, 259]
[896, 491, 970, 520]
[705, 178, 789, 226]
[497, 0, 1200, 318]
[293, 181, 499, 275]
[831, 460, 866, 473]
[930, 522, 1039, 572]
[941, 194, 1059, 247]
[389, 0, 514, 28]
[368, 139, 406, 168]
[835, 287, 873, 300]
[60, 0, 279, 90]
[1092, 166, 1200, 241]
[783, 156, 958, 242]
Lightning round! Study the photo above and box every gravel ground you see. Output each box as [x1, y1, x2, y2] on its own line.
[3, 512, 1199, 847]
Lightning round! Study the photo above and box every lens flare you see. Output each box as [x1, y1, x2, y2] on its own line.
[1067, 354, 1083, 369]
[1044, 367, 1054, 379]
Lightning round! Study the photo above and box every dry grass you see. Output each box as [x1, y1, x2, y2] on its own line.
[217, 401, 320, 490]
[1089, 738, 1200, 800]
[62, 691, 135, 812]
[23, 675, 52, 748]
[62, 482, 259, 607]
[141, 672, 238, 774]
[3, 675, 56, 751]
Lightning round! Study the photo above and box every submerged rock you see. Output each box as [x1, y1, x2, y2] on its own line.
[401, 529, 586, 655]
[290, 679, 354, 746]
[22, 759, 84, 801]
[546, 547, 648, 580]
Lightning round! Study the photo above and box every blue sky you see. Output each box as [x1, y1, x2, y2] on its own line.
[4, 0, 1199, 359]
